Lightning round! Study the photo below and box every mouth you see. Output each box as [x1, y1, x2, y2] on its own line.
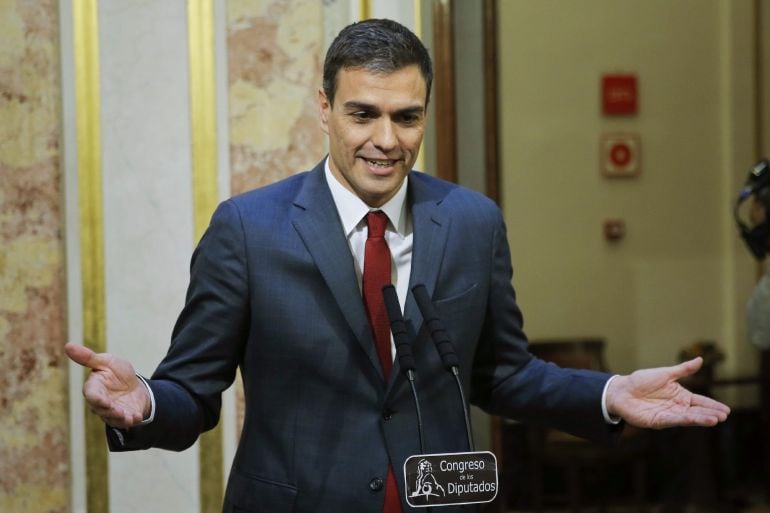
[359, 157, 403, 178]
[363, 157, 398, 168]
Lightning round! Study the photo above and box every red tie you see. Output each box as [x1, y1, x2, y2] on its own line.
[363, 211, 393, 380]
[362, 211, 402, 513]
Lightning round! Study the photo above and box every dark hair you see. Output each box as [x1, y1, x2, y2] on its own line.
[322, 18, 433, 107]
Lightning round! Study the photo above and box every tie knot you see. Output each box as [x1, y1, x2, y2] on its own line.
[366, 211, 388, 239]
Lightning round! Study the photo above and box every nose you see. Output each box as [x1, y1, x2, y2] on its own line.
[371, 118, 397, 152]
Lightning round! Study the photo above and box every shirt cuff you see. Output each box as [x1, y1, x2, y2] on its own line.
[135, 374, 156, 426]
[601, 374, 622, 424]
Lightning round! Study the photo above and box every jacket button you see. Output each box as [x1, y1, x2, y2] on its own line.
[369, 477, 384, 491]
[382, 409, 394, 421]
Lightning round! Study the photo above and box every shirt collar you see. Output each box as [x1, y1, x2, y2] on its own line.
[324, 157, 408, 237]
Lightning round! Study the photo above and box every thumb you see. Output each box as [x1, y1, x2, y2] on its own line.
[668, 356, 703, 381]
[64, 342, 112, 371]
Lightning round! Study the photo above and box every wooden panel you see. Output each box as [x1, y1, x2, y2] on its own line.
[432, 0, 457, 183]
[483, 0, 500, 204]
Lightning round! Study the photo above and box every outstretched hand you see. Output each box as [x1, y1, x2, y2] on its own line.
[606, 357, 730, 429]
[64, 343, 150, 429]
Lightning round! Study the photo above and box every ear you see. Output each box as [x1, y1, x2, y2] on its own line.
[318, 88, 330, 134]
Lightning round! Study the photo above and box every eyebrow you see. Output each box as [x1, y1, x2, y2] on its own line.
[342, 101, 425, 117]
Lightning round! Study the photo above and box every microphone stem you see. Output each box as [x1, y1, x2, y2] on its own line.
[406, 369, 425, 454]
[451, 366, 474, 451]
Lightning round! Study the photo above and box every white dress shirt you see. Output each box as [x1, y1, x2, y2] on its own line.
[324, 158, 413, 360]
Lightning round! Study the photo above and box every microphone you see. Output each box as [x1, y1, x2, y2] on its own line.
[411, 284, 474, 451]
[382, 284, 416, 375]
[396, 285, 499, 507]
[382, 284, 424, 454]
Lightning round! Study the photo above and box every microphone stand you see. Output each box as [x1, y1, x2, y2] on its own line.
[382, 284, 425, 454]
[412, 284, 474, 451]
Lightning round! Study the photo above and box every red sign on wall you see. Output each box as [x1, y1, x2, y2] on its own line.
[602, 74, 637, 115]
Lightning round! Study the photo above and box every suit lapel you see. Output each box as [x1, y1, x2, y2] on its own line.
[291, 165, 453, 391]
[386, 172, 451, 397]
[404, 173, 451, 321]
[291, 163, 384, 381]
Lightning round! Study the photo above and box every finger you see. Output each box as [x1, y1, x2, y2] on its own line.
[99, 407, 144, 429]
[672, 415, 719, 428]
[655, 409, 721, 429]
[89, 398, 142, 424]
[82, 380, 112, 410]
[689, 393, 731, 415]
[88, 399, 121, 420]
[90, 404, 118, 420]
[99, 412, 133, 429]
[688, 404, 730, 422]
[676, 410, 724, 427]
[688, 405, 729, 422]
[65, 343, 113, 371]
[64, 343, 94, 366]
[666, 404, 729, 427]
[666, 356, 703, 380]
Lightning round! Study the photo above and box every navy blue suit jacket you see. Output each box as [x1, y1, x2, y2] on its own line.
[109, 161, 615, 512]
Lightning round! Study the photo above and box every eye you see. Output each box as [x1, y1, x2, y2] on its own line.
[351, 110, 375, 123]
[396, 112, 422, 126]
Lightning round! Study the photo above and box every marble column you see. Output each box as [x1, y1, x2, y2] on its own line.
[0, 1, 70, 512]
[227, 0, 326, 197]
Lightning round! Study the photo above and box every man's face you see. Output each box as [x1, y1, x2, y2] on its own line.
[750, 198, 767, 226]
[319, 65, 427, 207]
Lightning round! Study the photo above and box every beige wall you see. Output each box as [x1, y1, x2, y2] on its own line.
[497, 0, 761, 394]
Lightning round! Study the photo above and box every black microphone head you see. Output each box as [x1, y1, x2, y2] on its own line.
[411, 284, 433, 315]
[382, 284, 416, 372]
[411, 284, 461, 371]
[382, 285, 401, 323]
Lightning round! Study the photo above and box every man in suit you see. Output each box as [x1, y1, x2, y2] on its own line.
[738, 159, 770, 349]
[65, 19, 729, 513]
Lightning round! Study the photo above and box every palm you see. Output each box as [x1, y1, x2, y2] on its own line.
[65, 343, 148, 428]
[608, 358, 730, 429]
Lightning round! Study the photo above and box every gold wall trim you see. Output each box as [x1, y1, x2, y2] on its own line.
[189, 0, 220, 242]
[360, 0, 371, 20]
[414, 0, 422, 35]
[73, 0, 109, 511]
[187, 2, 223, 512]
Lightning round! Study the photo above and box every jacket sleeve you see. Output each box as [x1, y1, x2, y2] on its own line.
[470, 208, 620, 444]
[108, 200, 250, 452]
